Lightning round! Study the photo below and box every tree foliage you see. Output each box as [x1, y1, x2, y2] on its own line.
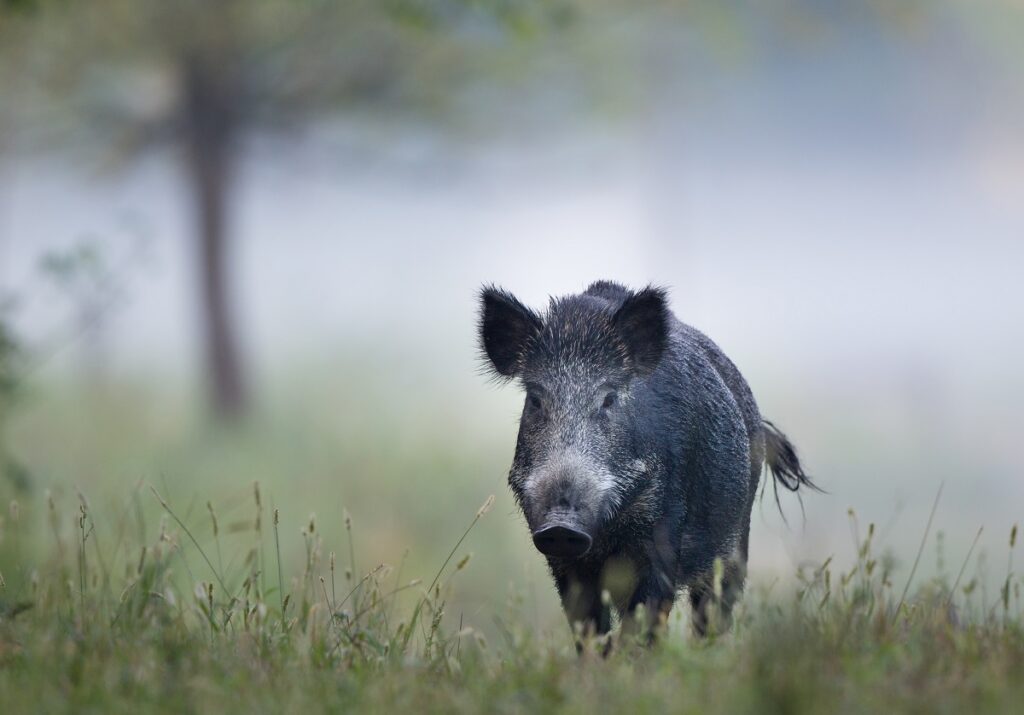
[2, 0, 574, 418]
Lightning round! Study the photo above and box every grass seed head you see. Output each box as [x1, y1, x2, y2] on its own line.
[253, 483, 263, 531]
[207, 502, 219, 536]
[476, 495, 495, 518]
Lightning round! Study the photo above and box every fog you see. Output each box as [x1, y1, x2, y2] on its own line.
[2, 5, 1022, 606]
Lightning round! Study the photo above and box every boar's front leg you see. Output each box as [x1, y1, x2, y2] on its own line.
[617, 523, 679, 645]
[556, 570, 611, 650]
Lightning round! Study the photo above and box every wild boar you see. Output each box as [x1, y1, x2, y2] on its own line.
[478, 280, 816, 642]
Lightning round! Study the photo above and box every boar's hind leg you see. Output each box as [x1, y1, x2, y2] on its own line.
[689, 558, 746, 637]
[620, 597, 675, 646]
[619, 571, 676, 645]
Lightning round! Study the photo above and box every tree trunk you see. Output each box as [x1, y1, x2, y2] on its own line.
[182, 57, 247, 419]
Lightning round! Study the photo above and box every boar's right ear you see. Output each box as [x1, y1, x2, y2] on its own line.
[612, 286, 669, 375]
[478, 286, 543, 379]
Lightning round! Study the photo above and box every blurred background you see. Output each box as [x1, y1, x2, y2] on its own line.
[1, 0, 1022, 630]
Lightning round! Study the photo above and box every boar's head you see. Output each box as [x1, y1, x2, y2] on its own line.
[479, 283, 670, 560]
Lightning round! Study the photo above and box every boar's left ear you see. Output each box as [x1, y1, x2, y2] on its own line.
[479, 286, 543, 379]
[612, 286, 669, 375]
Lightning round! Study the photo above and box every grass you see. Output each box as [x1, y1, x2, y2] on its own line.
[0, 369, 1022, 713]
[0, 479, 1021, 715]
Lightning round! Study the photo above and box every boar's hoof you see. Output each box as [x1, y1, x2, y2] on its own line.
[532, 524, 592, 558]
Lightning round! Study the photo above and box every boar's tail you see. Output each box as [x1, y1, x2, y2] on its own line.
[762, 420, 821, 519]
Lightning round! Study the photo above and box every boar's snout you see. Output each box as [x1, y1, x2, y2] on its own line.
[531, 523, 592, 558]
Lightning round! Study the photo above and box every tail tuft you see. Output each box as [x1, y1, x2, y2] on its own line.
[762, 420, 822, 518]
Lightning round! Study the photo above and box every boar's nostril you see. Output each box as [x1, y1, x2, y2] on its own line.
[531, 524, 592, 558]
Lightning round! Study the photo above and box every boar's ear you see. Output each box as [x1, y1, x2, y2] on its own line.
[612, 286, 669, 375]
[479, 286, 543, 379]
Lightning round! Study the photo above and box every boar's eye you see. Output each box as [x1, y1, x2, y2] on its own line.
[601, 390, 617, 410]
[527, 392, 544, 412]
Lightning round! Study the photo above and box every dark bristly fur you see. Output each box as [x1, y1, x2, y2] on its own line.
[477, 281, 817, 645]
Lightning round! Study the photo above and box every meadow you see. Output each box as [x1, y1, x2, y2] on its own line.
[3, 0, 1023, 709]
[1, 369, 1022, 714]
